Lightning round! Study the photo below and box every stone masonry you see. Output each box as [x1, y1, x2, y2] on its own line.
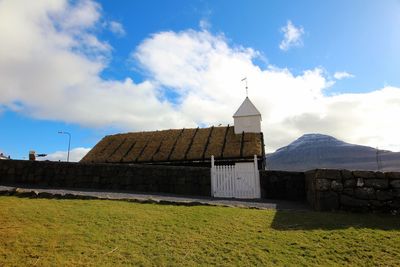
[0, 160, 211, 196]
[306, 169, 400, 213]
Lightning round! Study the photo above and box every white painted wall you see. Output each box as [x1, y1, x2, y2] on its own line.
[234, 115, 261, 134]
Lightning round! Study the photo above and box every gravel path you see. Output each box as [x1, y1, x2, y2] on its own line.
[0, 185, 310, 210]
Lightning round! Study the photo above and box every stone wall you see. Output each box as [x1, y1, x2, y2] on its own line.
[0, 160, 211, 196]
[260, 170, 305, 200]
[306, 169, 400, 213]
[2, 159, 399, 213]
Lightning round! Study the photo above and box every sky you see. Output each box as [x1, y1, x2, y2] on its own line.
[1, 0, 400, 161]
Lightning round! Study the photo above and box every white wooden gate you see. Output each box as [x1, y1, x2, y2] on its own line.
[211, 155, 261, 199]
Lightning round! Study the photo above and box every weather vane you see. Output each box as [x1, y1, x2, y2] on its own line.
[241, 77, 248, 97]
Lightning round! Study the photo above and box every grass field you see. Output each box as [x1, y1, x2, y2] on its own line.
[0, 196, 399, 266]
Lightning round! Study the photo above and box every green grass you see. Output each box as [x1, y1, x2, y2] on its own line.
[0, 196, 399, 266]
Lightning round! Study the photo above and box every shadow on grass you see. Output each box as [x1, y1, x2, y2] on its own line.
[271, 209, 400, 231]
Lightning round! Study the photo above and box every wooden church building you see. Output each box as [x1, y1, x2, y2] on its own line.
[81, 97, 266, 169]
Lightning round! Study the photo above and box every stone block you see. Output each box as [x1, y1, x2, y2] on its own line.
[157, 183, 169, 193]
[390, 180, 400, 188]
[65, 179, 75, 188]
[315, 179, 331, 191]
[369, 200, 386, 208]
[376, 190, 394, 201]
[353, 171, 376, 179]
[354, 187, 375, 200]
[134, 176, 144, 185]
[175, 185, 186, 195]
[147, 184, 158, 192]
[331, 180, 343, 192]
[315, 169, 342, 180]
[14, 188, 35, 198]
[100, 177, 108, 185]
[356, 178, 364, 187]
[38, 192, 55, 199]
[343, 188, 354, 196]
[340, 195, 370, 207]
[143, 177, 153, 185]
[92, 176, 100, 184]
[385, 172, 400, 179]
[375, 172, 385, 179]
[199, 176, 211, 185]
[344, 179, 356, 188]
[341, 169, 353, 179]
[389, 199, 400, 208]
[112, 184, 120, 190]
[305, 170, 317, 178]
[201, 186, 211, 196]
[394, 189, 400, 197]
[364, 179, 389, 189]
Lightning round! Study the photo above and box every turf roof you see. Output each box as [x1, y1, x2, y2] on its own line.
[81, 126, 263, 164]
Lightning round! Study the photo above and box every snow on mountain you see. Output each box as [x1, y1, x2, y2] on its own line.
[267, 133, 400, 171]
[275, 133, 351, 151]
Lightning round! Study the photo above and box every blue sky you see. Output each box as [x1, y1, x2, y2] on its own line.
[1, 0, 400, 160]
[98, 0, 400, 91]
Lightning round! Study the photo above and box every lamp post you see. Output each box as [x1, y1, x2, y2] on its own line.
[58, 131, 71, 162]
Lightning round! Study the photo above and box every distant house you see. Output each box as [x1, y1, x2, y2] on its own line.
[81, 97, 265, 169]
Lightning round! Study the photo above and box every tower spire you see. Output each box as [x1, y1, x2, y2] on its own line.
[241, 77, 248, 97]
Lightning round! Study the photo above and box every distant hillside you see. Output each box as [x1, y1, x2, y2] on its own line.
[266, 134, 400, 171]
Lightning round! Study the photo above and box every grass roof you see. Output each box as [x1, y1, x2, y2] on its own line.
[81, 126, 263, 163]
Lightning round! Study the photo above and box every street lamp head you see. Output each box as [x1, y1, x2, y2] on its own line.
[57, 131, 71, 162]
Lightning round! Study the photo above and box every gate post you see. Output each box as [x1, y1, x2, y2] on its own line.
[254, 155, 261, 198]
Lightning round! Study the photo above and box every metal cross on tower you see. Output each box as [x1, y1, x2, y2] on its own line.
[241, 77, 248, 97]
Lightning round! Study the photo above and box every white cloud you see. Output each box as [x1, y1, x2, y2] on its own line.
[279, 20, 304, 51]
[199, 19, 211, 31]
[40, 147, 91, 162]
[133, 30, 400, 152]
[0, 0, 188, 130]
[334, 71, 355, 80]
[108, 20, 126, 37]
[0, 0, 400, 153]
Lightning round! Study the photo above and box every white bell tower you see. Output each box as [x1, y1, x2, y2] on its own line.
[233, 97, 262, 134]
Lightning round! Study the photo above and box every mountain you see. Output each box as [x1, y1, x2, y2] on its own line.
[266, 134, 400, 171]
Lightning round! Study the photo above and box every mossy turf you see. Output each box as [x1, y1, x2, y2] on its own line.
[0, 196, 399, 266]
